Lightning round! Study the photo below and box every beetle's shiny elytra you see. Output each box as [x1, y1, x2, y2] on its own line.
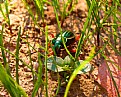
[52, 31, 75, 50]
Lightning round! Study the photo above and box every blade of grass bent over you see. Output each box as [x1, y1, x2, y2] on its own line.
[64, 43, 107, 97]
[64, 47, 95, 97]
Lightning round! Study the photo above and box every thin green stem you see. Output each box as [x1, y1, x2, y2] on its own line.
[45, 26, 48, 97]
[101, 54, 120, 97]
[0, 24, 11, 76]
[15, 27, 21, 85]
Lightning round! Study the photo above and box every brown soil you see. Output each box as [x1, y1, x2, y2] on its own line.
[0, 0, 113, 97]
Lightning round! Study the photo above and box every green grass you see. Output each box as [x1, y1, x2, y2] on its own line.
[0, 24, 11, 76]
[0, 62, 28, 97]
[32, 52, 43, 97]
[0, 0, 121, 97]
[64, 47, 95, 97]
[0, 0, 10, 25]
[15, 27, 21, 85]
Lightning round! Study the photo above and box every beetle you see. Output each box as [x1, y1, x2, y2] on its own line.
[52, 31, 75, 53]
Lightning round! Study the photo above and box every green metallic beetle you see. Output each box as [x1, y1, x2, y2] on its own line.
[52, 30, 75, 53]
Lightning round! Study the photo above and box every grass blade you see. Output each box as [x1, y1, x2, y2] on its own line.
[4, 0, 10, 25]
[64, 47, 95, 97]
[45, 26, 48, 97]
[32, 52, 43, 97]
[0, 45, 38, 77]
[22, 0, 38, 26]
[64, 43, 107, 97]
[0, 24, 11, 76]
[0, 63, 28, 97]
[102, 54, 120, 97]
[75, 0, 95, 60]
[15, 27, 21, 84]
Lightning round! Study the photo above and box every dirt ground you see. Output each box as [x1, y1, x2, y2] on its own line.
[0, 0, 120, 97]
